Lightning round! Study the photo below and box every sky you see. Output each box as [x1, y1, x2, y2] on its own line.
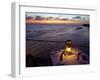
[26, 12, 89, 20]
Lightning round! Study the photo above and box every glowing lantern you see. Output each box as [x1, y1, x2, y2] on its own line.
[60, 40, 73, 61]
[64, 40, 72, 55]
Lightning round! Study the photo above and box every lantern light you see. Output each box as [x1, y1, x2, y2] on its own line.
[64, 40, 72, 55]
[60, 40, 73, 61]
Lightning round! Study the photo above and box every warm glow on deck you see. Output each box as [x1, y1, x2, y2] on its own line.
[62, 54, 78, 64]
[58, 48, 81, 64]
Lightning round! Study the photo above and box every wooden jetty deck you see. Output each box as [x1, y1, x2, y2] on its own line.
[50, 48, 89, 65]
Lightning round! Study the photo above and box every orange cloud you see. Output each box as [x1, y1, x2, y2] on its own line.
[26, 19, 89, 25]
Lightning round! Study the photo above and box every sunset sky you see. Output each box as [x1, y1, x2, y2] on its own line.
[26, 12, 89, 20]
[26, 12, 89, 24]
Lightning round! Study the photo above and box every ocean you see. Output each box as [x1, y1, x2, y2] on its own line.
[26, 24, 89, 67]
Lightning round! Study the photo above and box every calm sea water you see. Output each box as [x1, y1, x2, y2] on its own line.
[26, 24, 90, 67]
[26, 24, 89, 40]
[26, 24, 89, 54]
